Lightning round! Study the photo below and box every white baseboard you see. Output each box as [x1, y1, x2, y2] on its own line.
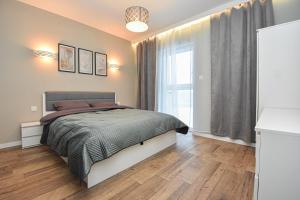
[192, 130, 255, 147]
[0, 140, 21, 149]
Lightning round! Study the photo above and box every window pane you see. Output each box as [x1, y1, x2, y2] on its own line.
[159, 44, 194, 128]
[176, 90, 193, 127]
[176, 50, 192, 85]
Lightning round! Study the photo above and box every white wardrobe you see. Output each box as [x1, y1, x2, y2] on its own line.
[255, 20, 300, 200]
[257, 20, 300, 116]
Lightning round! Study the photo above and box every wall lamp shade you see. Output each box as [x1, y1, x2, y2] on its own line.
[125, 6, 149, 32]
[110, 63, 120, 70]
[33, 49, 56, 60]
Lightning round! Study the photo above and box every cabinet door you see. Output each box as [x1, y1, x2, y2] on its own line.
[255, 133, 261, 175]
[258, 131, 300, 200]
[257, 21, 300, 117]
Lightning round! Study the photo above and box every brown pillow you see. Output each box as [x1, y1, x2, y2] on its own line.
[54, 101, 90, 111]
[89, 101, 116, 108]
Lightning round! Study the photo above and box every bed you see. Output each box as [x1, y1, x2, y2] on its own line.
[40, 91, 188, 188]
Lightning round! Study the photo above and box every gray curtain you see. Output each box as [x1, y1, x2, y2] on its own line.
[210, 0, 274, 143]
[137, 38, 156, 110]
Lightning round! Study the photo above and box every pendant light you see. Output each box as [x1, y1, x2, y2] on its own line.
[125, 6, 149, 32]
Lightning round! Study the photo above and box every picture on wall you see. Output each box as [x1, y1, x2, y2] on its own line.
[58, 43, 76, 73]
[95, 52, 107, 76]
[78, 48, 93, 75]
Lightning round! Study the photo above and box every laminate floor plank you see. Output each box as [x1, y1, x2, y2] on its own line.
[0, 133, 255, 200]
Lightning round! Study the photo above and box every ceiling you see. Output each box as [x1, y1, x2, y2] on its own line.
[19, 0, 234, 42]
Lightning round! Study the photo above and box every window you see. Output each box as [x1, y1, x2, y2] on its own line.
[162, 44, 193, 127]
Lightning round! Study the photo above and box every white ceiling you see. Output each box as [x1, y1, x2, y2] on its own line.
[19, 0, 235, 42]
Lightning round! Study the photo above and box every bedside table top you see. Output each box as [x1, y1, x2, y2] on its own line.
[21, 121, 41, 128]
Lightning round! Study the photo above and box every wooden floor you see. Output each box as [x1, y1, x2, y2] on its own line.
[0, 133, 255, 200]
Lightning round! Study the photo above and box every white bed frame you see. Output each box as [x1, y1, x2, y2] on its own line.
[42, 92, 177, 188]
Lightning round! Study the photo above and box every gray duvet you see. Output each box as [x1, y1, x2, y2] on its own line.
[41, 108, 188, 179]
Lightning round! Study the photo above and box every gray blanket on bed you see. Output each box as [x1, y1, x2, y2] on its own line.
[43, 108, 188, 179]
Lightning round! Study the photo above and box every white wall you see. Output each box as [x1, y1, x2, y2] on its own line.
[193, 19, 211, 134]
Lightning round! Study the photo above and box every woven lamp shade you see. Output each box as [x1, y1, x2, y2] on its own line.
[125, 6, 149, 32]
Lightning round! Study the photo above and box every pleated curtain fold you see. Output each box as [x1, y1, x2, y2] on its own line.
[136, 38, 157, 111]
[210, 0, 274, 143]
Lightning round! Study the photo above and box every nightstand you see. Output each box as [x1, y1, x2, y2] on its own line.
[21, 122, 43, 149]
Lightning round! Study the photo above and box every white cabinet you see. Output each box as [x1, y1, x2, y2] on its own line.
[255, 20, 300, 200]
[21, 122, 43, 148]
[257, 20, 300, 116]
[255, 108, 300, 200]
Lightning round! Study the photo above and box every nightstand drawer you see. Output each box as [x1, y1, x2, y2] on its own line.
[22, 126, 43, 137]
[22, 136, 41, 148]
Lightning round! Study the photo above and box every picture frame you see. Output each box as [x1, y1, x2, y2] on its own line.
[95, 52, 107, 76]
[78, 48, 93, 75]
[58, 43, 76, 73]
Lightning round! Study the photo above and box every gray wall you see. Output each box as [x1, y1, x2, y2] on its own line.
[0, 1, 137, 144]
[273, 0, 300, 25]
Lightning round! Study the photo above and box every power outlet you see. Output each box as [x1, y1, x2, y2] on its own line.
[31, 106, 38, 112]
[117, 101, 121, 105]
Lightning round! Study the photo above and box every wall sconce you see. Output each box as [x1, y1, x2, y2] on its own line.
[33, 49, 56, 60]
[109, 63, 120, 70]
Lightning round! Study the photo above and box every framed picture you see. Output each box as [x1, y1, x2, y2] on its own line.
[95, 52, 107, 76]
[78, 48, 93, 75]
[58, 43, 76, 73]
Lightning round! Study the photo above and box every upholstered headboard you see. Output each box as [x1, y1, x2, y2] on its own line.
[42, 91, 116, 116]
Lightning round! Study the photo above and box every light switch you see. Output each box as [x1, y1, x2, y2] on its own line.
[31, 106, 37, 112]
[117, 101, 121, 105]
[199, 75, 204, 80]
